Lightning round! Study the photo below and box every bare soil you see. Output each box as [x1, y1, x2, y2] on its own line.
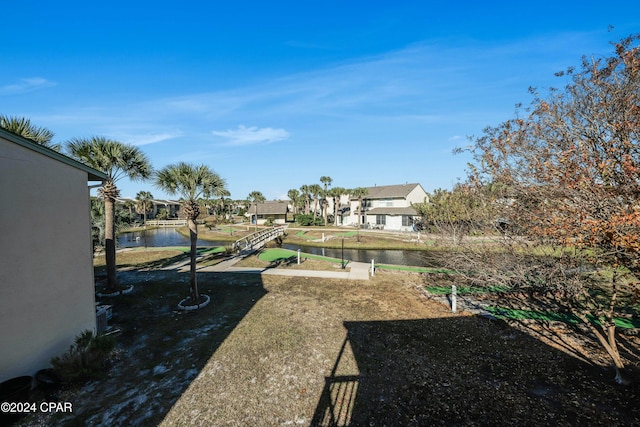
[17, 263, 640, 426]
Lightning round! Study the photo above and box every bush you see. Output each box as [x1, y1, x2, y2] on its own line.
[156, 208, 170, 220]
[51, 330, 115, 384]
[295, 214, 325, 226]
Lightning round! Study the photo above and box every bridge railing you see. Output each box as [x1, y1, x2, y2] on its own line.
[232, 225, 288, 252]
[145, 219, 188, 227]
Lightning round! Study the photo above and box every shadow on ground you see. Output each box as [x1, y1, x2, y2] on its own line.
[311, 317, 640, 426]
[37, 269, 266, 426]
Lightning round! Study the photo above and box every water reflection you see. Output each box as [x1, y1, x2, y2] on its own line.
[118, 228, 223, 248]
[118, 228, 436, 266]
[281, 244, 437, 267]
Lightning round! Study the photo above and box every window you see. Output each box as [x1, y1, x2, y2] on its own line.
[402, 215, 413, 226]
[376, 215, 386, 225]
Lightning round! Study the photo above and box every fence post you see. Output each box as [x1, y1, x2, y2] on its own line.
[297, 249, 301, 265]
[451, 285, 457, 313]
[371, 259, 375, 276]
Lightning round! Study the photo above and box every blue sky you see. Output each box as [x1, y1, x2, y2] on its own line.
[2, 1, 638, 200]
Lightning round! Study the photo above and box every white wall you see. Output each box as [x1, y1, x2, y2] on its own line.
[0, 139, 97, 382]
[406, 185, 428, 205]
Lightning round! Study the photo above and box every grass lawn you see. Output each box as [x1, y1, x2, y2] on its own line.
[378, 264, 456, 274]
[93, 248, 186, 272]
[176, 226, 256, 242]
[485, 306, 640, 329]
[296, 230, 315, 239]
[285, 228, 434, 250]
[424, 284, 510, 295]
[25, 251, 640, 426]
[233, 248, 348, 272]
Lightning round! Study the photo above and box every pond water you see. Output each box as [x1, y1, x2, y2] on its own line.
[118, 228, 437, 267]
[118, 228, 224, 248]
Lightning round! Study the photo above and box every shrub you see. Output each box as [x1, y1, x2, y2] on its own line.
[295, 214, 325, 226]
[156, 208, 170, 220]
[51, 330, 115, 384]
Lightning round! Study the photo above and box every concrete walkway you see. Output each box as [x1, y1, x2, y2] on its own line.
[196, 253, 371, 281]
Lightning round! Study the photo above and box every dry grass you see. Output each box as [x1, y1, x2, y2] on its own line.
[234, 250, 347, 272]
[93, 249, 186, 272]
[19, 255, 640, 426]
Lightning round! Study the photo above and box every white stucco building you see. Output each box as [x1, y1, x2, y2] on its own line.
[0, 128, 107, 382]
[342, 183, 428, 231]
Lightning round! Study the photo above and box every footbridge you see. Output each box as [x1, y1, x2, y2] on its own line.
[232, 225, 289, 253]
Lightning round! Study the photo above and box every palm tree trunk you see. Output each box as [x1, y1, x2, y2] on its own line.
[255, 205, 258, 231]
[104, 196, 118, 291]
[189, 218, 198, 301]
[323, 199, 328, 226]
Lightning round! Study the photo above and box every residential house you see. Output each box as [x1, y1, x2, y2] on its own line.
[246, 201, 289, 225]
[344, 183, 428, 231]
[0, 128, 107, 383]
[116, 197, 181, 220]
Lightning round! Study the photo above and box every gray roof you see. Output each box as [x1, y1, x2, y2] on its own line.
[364, 183, 424, 199]
[1, 127, 108, 182]
[366, 207, 418, 216]
[249, 201, 289, 215]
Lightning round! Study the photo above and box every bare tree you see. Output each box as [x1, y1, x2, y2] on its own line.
[452, 35, 640, 383]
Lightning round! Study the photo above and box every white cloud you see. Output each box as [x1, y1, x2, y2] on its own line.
[0, 77, 56, 95]
[117, 132, 181, 146]
[212, 125, 290, 146]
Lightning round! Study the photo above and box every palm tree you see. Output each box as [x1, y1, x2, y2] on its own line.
[135, 191, 154, 226]
[155, 163, 226, 304]
[216, 189, 231, 221]
[287, 189, 300, 218]
[299, 185, 311, 215]
[0, 115, 60, 151]
[320, 176, 333, 225]
[329, 187, 347, 226]
[90, 196, 106, 252]
[122, 199, 137, 222]
[248, 191, 266, 231]
[68, 137, 152, 292]
[350, 187, 369, 242]
[309, 184, 322, 219]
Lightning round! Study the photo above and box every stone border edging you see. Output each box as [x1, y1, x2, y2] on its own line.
[177, 294, 211, 311]
[96, 284, 134, 297]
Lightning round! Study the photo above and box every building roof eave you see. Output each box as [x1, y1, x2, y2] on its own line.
[1, 127, 108, 182]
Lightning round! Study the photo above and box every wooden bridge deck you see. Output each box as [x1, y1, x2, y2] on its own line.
[232, 225, 289, 253]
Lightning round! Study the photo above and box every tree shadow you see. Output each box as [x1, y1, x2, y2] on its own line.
[44, 270, 267, 426]
[268, 255, 301, 268]
[311, 317, 640, 426]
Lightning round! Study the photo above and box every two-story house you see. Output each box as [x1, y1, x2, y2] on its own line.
[345, 183, 428, 231]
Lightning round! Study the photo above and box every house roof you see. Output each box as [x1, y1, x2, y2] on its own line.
[115, 197, 181, 205]
[366, 207, 418, 216]
[364, 183, 424, 199]
[1, 127, 108, 182]
[152, 199, 181, 206]
[249, 201, 289, 215]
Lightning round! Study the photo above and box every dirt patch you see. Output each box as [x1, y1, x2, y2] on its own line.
[18, 267, 640, 426]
